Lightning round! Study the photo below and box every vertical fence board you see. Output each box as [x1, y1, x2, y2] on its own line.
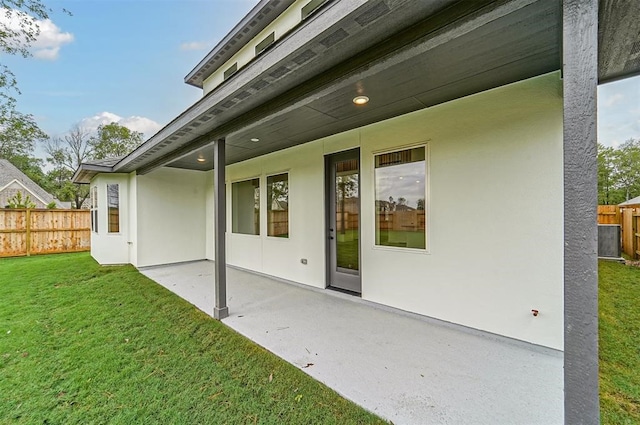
[631, 208, 640, 260]
[0, 209, 90, 258]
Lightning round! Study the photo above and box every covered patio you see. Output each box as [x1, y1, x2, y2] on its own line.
[141, 261, 563, 425]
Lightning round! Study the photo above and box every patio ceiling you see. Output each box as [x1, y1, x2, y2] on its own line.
[73, 0, 640, 182]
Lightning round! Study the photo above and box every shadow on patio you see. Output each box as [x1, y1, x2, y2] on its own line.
[140, 261, 563, 425]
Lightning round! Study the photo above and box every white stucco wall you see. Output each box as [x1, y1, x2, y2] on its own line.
[203, 0, 317, 95]
[205, 171, 215, 261]
[127, 172, 138, 266]
[134, 167, 208, 267]
[89, 174, 130, 265]
[225, 73, 564, 349]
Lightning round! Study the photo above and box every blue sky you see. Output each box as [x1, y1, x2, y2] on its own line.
[2, 0, 639, 160]
[4, 0, 258, 145]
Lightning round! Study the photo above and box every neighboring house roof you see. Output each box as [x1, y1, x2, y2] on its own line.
[619, 195, 640, 206]
[0, 159, 56, 206]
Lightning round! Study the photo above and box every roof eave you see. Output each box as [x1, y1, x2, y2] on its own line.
[72, 164, 114, 185]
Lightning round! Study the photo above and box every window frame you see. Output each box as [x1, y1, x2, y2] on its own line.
[266, 172, 290, 239]
[223, 62, 238, 81]
[371, 143, 430, 253]
[255, 32, 275, 56]
[231, 176, 261, 237]
[106, 183, 120, 234]
[301, 0, 329, 20]
[90, 185, 98, 233]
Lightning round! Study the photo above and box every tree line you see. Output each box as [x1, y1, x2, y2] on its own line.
[3, 122, 143, 208]
[598, 138, 640, 205]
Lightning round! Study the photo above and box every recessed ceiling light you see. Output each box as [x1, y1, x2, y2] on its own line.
[353, 95, 369, 105]
[250, 138, 260, 142]
[197, 156, 206, 163]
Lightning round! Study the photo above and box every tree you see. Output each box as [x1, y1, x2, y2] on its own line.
[44, 125, 91, 209]
[89, 122, 143, 160]
[6, 191, 35, 208]
[598, 144, 619, 205]
[0, 1, 68, 192]
[1, 1, 69, 108]
[597, 139, 640, 205]
[1, 2, 67, 138]
[0, 109, 49, 190]
[613, 138, 640, 202]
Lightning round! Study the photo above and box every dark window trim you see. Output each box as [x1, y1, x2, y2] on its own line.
[301, 0, 330, 20]
[223, 62, 238, 80]
[255, 32, 276, 56]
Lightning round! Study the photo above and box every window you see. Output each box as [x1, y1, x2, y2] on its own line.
[232, 178, 260, 235]
[301, 0, 329, 20]
[223, 62, 238, 80]
[267, 173, 289, 237]
[107, 184, 119, 233]
[255, 32, 275, 56]
[374, 146, 426, 249]
[90, 186, 98, 233]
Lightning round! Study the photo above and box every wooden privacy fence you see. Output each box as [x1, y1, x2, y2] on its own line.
[0, 209, 90, 258]
[621, 208, 640, 259]
[597, 205, 620, 224]
[597, 205, 640, 259]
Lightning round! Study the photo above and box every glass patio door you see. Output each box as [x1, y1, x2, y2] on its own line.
[326, 149, 361, 293]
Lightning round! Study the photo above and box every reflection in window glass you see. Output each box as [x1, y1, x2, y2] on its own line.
[374, 147, 426, 249]
[107, 184, 119, 233]
[267, 173, 288, 238]
[91, 186, 98, 233]
[232, 178, 260, 235]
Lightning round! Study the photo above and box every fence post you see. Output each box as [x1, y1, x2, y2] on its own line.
[631, 209, 640, 260]
[25, 209, 31, 256]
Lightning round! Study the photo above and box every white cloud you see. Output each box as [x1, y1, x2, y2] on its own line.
[79, 112, 163, 139]
[0, 10, 73, 60]
[603, 93, 624, 108]
[180, 41, 210, 51]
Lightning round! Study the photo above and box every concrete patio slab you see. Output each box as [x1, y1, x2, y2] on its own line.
[141, 261, 563, 425]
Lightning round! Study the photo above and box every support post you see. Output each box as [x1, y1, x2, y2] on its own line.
[214, 138, 229, 320]
[563, 0, 599, 423]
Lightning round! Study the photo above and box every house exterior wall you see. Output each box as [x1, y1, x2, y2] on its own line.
[134, 167, 208, 267]
[90, 174, 130, 265]
[205, 171, 215, 261]
[128, 172, 138, 266]
[224, 73, 564, 349]
[202, 0, 318, 95]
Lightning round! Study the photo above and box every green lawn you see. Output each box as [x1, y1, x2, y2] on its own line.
[599, 260, 640, 424]
[0, 253, 384, 424]
[1, 254, 637, 423]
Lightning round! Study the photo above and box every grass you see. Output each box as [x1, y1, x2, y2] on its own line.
[0, 253, 384, 424]
[336, 229, 359, 270]
[599, 260, 640, 424]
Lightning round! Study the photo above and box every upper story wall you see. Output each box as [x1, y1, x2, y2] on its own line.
[202, 0, 320, 96]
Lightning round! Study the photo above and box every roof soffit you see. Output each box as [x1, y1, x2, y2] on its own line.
[115, 0, 464, 173]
